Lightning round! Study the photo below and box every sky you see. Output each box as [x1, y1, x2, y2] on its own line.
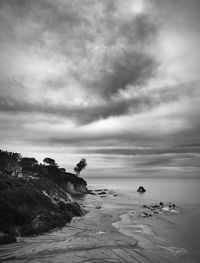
[0, 0, 200, 177]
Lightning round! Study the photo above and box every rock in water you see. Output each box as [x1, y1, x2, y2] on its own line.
[137, 186, 146, 193]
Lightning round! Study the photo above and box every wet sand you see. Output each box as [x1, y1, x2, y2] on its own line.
[0, 189, 198, 263]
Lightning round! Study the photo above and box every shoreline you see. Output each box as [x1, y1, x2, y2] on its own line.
[0, 189, 140, 262]
[0, 187, 199, 262]
[110, 193, 200, 263]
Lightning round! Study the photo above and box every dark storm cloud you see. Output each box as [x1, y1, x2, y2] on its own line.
[86, 50, 158, 98]
[0, 0, 160, 123]
[81, 13, 159, 98]
[0, 94, 151, 123]
[0, 81, 199, 124]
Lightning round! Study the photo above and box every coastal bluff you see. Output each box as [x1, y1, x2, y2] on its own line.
[0, 150, 88, 244]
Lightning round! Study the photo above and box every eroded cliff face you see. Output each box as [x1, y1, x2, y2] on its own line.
[66, 181, 88, 195]
[0, 171, 88, 243]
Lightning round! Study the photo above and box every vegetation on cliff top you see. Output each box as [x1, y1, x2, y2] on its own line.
[0, 149, 88, 241]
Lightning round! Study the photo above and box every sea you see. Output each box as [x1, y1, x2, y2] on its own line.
[87, 177, 200, 204]
[87, 177, 200, 261]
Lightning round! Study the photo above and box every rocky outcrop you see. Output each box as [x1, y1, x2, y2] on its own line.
[66, 181, 88, 195]
[139, 202, 178, 218]
[137, 186, 146, 193]
[0, 170, 87, 244]
[88, 189, 117, 199]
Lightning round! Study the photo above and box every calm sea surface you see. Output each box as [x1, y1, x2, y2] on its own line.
[87, 176, 200, 261]
[87, 177, 200, 204]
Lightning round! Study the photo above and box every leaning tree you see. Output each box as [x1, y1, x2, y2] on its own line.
[74, 158, 87, 176]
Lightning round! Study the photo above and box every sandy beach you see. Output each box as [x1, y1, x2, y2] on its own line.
[0, 186, 198, 263]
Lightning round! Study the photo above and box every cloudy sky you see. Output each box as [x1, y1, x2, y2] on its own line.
[0, 0, 200, 177]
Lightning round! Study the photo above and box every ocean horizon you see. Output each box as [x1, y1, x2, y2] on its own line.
[87, 176, 200, 204]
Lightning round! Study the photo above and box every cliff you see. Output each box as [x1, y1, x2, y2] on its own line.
[0, 150, 88, 244]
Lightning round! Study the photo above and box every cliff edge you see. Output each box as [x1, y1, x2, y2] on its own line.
[0, 150, 88, 244]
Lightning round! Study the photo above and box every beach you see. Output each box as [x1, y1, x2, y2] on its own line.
[1, 178, 200, 262]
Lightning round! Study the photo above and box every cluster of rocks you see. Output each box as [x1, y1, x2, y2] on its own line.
[88, 189, 118, 211]
[88, 189, 117, 198]
[138, 202, 177, 218]
[88, 189, 108, 195]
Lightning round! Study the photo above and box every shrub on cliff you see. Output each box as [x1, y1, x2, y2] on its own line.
[43, 157, 58, 167]
[0, 174, 84, 237]
[41, 166, 87, 188]
[0, 150, 21, 176]
[20, 157, 38, 173]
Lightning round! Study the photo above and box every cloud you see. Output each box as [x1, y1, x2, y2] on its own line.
[0, 81, 199, 125]
[0, 0, 200, 177]
[0, 0, 161, 122]
[85, 49, 158, 98]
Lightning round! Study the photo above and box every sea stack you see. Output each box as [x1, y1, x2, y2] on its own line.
[137, 186, 146, 193]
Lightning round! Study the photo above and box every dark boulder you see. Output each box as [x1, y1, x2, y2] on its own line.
[88, 191, 96, 195]
[137, 186, 146, 193]
[152, 205, 160, 209]
[143, 205, 151, 209]
[168, 204, 176, 209]
[98, 191, 107, 195]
